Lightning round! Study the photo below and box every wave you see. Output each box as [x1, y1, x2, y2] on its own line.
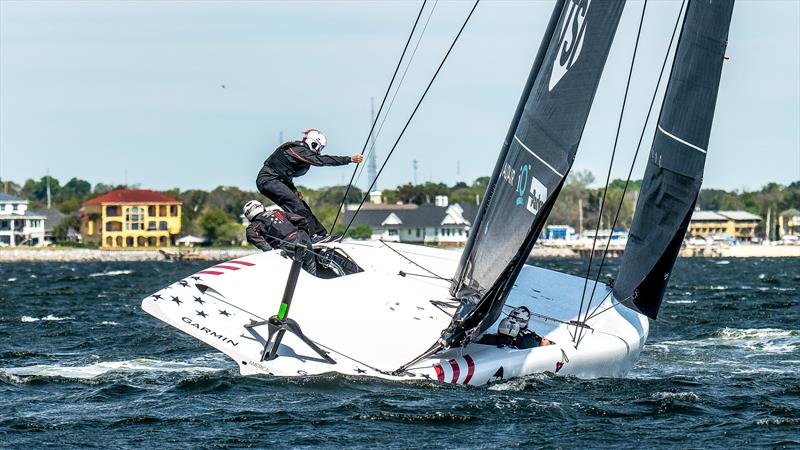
[716, 328, 799, 340]
[666, 300, 696, 304]
[89, 270, 133, 278]
[660, 328, 800, 356]
[7, 277, 17, 282]
[0, 358, 224, 382]
[100, 321, 119, 326]
[652, 391, 699, 402]
[20, 315, 74, 322]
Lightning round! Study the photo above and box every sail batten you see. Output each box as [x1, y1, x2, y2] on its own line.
[613, 0, 735, 319]
[445, 0, 626, 345]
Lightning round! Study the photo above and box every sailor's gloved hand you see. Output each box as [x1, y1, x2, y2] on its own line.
[351, 155, 364, 163]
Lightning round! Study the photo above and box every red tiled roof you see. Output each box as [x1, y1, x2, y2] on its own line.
[84, 189, 181, 206]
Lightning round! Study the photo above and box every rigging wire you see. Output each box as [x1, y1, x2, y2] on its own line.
[573, 0, 649, 344]
[582, 0, 688, 326]
[352, 1, 440, 190]
[380, 239, 453, 282]
[340, 0, 481, 239]
[329, 0, 429, 233]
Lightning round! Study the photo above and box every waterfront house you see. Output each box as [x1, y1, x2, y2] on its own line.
[342, 197, 478, 245]
[688, 210, 761, 241]
[81, 189, 182, 248]
[0, 193, 45, 246]
[779, 208, 800, 237]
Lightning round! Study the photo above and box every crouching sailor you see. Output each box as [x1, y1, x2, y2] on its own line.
[478, 306, 552, 349]
[243, 200, 318, 276]
[255, 129, 363, 243]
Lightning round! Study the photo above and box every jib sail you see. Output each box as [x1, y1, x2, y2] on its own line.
[445, 0, 625, 345]
[613, 0, 735, 319]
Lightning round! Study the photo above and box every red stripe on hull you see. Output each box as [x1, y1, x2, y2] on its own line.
[213, 265, 240, 271]
[448, 359, 460, 384]
[463, 355, 475, 385]
[227, 260, 255, 267]
[198, 270, 224, 275]
[434, 364, 444, 382]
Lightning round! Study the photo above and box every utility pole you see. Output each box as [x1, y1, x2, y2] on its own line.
[413, 159, 418, 185]
[578, 198, 583, 234]
[279, 130, 284, 145]
[367, 97, 378, 191]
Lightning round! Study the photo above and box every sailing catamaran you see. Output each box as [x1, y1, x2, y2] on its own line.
[142, 0, 734, 385]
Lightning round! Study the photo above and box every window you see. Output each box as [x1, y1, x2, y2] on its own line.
[148, 206, 156, 216]
[125, 207, 144, 231]
[0, 220, 9, 230]
[106, 206, 120, 216]
[169, 205, 178, 216]
[159, 221, 167, 231]
[159, 206, 166, 216]
[148, 221, 157, 231]
[388, 229, 398, 236]
[416, 228, 421, 238]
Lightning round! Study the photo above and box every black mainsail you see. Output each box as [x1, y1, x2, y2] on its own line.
[445, 0, 626, 345]
[613, 0, 734, 319]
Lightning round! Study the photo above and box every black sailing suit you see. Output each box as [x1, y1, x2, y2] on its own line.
[256, 141, 352, 237]
[245, 210, 317, 276]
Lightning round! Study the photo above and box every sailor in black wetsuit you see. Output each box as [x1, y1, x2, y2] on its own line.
[256, 129, 363, 242]
[477, 306, 553, 349]
[243, 200, 317, 276]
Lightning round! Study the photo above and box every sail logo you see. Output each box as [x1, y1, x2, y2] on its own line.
[526, 176, 547, 215]
[515, 164, 530, 206]
[506, 162, 547, 215]
[548, 0, 591, 91]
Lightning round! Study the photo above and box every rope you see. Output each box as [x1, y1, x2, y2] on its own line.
[581, 0, 688, 328]
[573, 0, 648, 345]
[329, 0, 429, 233]
[340, 0, 481, 239]
[352, 1, 440, 190]
[380, 239, 452, 282]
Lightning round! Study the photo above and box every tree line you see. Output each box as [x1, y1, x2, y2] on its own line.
[2, 172, 798, 244]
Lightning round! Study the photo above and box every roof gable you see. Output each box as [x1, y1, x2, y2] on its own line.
[381, 212, 403, 226]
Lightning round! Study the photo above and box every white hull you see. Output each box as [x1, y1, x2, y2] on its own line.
[142, 241, 649, 385]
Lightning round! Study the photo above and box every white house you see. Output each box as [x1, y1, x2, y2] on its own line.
[343, 199, 478, 246]
[0, 193, 46, 246]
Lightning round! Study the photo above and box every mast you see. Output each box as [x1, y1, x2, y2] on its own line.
[444, 0, 626, 346]
[613, 0, 735, 319]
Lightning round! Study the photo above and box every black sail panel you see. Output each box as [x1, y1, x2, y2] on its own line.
[613, 0, 735, 319]
[446, 0, 625, 344]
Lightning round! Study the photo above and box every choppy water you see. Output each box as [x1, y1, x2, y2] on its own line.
[1, 258, 798, 448]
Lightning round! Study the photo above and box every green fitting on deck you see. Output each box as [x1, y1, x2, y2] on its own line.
[278, 303, 288, 319]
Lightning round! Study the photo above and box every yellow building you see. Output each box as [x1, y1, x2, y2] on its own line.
[688, 210, 761, 240]
[779, 208, 800, 236]
[81, 189, 181, 248]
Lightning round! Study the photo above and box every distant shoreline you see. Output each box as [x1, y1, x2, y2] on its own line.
[0, 248, 255, 262]
[1, 243, 798, 262]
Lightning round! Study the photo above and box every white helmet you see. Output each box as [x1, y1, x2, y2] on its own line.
[498, 317, 521, 339]
[243, 200, 266, 221]
[302, 129, 327, 153]
[509, 306, 531, 330]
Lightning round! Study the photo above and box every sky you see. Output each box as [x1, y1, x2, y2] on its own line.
[1, 0, 798, 193]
